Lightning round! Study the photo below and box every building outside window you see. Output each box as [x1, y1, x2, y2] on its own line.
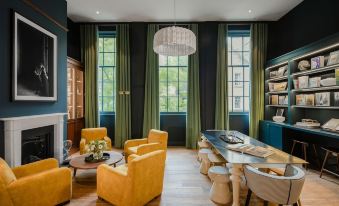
[98, 32, 116, 113]
[227, 28, 250, 113]
[159, 55, 188, 113]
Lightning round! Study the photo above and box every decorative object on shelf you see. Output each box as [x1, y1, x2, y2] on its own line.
[298, 60, 310, 71]
[298, 76, 309, 89]
[336, 68, 339, 85]
[334, 92, 339, 106]
[273, 116, 285, 123]
[85, 140, 108, 161]
[293, 79, 299, 89]
[296, 119, 321, 128]
[270, 71, 277, 78]
[305, 94, 315, 106]
[273, 82, 287, 91]
[63, 140, 72, 164]
[322, 118, 339, 131]
[315, 92, 330, 106]
[320, 77, 336, 87]
[271, 95, 278, 105]
[13, 12, 57, 101]
[311, 56, 325, 69]
[309, 77, 321, 88]
[153, 0, 196, 56]
[296, 94, 306, 106]
[268, 82, 274, 92]
[278, 95, 288, 105]
[327, 50, 339, 66]
[277, 65, 287, 77]
[276, 108, 284, 116]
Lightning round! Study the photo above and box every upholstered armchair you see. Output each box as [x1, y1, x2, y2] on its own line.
[124, 129, 168, 162]
[0, 158, 72, 206]
[97, 150, 166, 206]
[80, 127, 112, 154]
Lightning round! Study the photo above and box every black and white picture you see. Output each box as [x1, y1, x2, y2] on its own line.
[13, 12, 57, 101]
[315, 92, 330, 106]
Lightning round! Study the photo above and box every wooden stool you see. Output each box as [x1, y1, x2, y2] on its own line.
[320, 147, 339, 178]
[208, 166, 232, 205]
[208, 153, 226, 166]
[291, 140, 319, 170]
[199, 149, 213, 174]
[197, 140, 211, 162]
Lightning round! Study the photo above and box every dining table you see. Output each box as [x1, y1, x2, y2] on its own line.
[202, 130, 307, 206]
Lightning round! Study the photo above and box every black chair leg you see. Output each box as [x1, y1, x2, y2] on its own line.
[263, 201, 268, 206]
[245, 189, 252, 206]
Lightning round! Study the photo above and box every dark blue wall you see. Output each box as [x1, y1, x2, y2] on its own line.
[0, 0, 68, 157]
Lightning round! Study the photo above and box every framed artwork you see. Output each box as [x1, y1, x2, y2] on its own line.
[315, 92, 330, 106]
[276, 108, 284, 116]
[327, 50, 339, 66]
[13, 12, 57, 101]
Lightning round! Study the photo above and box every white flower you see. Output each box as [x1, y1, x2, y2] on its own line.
[98, 145, 103, 149]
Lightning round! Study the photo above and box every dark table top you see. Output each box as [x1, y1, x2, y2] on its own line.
[202, 130, 307, 165]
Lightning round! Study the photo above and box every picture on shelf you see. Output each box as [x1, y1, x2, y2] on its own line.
[271, 95, 278, 105]
[276, 108, 284, 116]
[327, 50, 339, 66]
[284, 95, 288, 105]
[270, 71, 277, 78]
[309, 77, 321, 88]
[315, 92, 330, 106]
[298, 76, 309, 89]
[334, 92, 339, 106]
[305, 94, 315, 106]
[273, 82, 287, 91]
[296, 94, 306, 106]
[311, 56, 324, 69]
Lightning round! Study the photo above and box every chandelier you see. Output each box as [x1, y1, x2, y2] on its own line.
[153, 0, 196, 56]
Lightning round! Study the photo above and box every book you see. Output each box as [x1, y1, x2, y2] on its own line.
[309, 77, 321, 88]
[271, 95, 278, 105]
[296, 94, 305, 106]
[298, 76, 309, 89]
[226, 144, 275, 158]
[278, 96, 285, 105]
[305, 94, 315, 106]
[311, 56, 324, 69]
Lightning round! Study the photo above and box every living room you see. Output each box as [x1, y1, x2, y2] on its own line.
[0, 0, 339, 206]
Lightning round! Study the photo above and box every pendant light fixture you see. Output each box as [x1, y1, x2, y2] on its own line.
[153, 0, 196, 56]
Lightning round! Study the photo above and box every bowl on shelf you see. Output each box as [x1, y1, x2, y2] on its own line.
[320, 78, 336, 87]
[273, 116, 285, 123]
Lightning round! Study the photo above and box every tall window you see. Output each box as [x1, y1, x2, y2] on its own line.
[98, 32, 116, 112]
[159, 55, 188, 112]
[227, 29, 250, 112]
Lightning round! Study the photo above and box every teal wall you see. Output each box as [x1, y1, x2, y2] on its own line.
[0, 0, 68, 157]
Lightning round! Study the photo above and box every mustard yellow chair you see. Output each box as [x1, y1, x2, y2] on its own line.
[80, 127, 112, 154]
[0, 158, 72, 206]
[97, 150, 166, 206]
[124, 129, 168, 162]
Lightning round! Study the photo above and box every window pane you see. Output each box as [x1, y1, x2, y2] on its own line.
[159, 55, 167, 66]
[179, 67, 188, 81]
[228, 82, 233, 96]
[244, 67, 250, 81]
[244, 82, 250, 97]
[244, 97, 250, 112]
[233, 96, 243, 112]
[103, 83, 113, 96]
[159, 82, 167, 96]
[179, 97, 187, 112]
[233, 82, 243, 96]
[104, 38, 114, 52]
[98, 38, 103, 52]
[233, 67, 243, 81]
[159, 68, 167, 81]
[168, 81, 178, 96]
[103, 67, 113, 81]
[168, 67, 178, 81]
[168, 56, 178, 66]
[168, 97, 178, 112]
[179, 82, 187, 96]
[160, 97, 167, 112]
[232, 52, 242, 65]
[243, 37, 250, 51]
[228, 67, 233, 81]
[104, 53, 114, 66]
[243, 52, 250, 65]
[228, 52, 232, 66]
[228, 97, 233, 111]
[179, 56, 188, 66]
[103, 97, 113, 111]
[98, 53, 104, 66]
[232, 37, 242, 51]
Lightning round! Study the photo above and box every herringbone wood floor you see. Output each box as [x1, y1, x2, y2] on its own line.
[66, 148, 339, 206]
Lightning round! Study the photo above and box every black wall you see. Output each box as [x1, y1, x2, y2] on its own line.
[268, 0, 339, 60]
[67, 18, 81, 61]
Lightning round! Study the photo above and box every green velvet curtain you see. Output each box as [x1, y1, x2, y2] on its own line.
[249, 23, 268, 138]
[115, 24, 131, 148]
[142, 24, 160, 137]
[215, 24, 229, 130]
[186, 24, 201, 149]
[80, 25, 98, 128]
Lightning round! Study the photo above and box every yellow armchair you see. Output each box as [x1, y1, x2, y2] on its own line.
[0, 158, 72, 206]
[97, 150, 166, 206]
[80, 127, 112, 154]
[124, 129, 168, 162]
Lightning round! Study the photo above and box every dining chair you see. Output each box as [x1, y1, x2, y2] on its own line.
[244, 164, 305, 206]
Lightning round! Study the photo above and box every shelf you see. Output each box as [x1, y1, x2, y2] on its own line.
[266, 105, 288, 108]
[266, 91, 288, 94]
[265, 61, 288, 71]
[292, 85, 339, 92]
[266, 76, 288, 82]
[292, 105, 339, 109]
[291, 63, 339, 77]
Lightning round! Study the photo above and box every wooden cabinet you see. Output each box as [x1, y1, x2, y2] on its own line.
[67, 57, 84, 148]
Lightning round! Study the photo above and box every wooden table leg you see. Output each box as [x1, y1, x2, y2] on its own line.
[230, 164, 243, 206]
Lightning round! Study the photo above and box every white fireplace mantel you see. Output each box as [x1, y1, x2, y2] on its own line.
[0, 113, 67, 167]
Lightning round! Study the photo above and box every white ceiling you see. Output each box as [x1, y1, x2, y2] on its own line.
[67, 0, 303, 22]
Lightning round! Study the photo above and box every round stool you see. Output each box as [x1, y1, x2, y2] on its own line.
[199, 149, 213, 174]
[208, 166, 228, 182]
[197, 140, 211, 162]
[209, 166, 232, 205]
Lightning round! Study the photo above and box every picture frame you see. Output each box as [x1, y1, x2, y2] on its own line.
[298, 76, 309, 89]
[276, 108, 284, 116]
[13, 12, 57, 101]
[296, 94, 306, 106]
[305, 94, 315, 106]
[311, 56, 324, 69]
[309, 77, 321, 88]
[327, 50, 339, 66]
[315, 92, 330, 106]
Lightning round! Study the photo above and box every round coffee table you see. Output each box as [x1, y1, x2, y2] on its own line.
[69, 151, 123, 177]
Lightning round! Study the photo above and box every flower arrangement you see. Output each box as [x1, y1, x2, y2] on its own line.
[85, 140, 107, 160]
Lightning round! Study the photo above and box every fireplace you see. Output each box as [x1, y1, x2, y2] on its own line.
[21, 125, 54, 164]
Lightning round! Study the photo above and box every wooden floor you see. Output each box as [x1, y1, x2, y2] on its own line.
[67, 147, 339, 206]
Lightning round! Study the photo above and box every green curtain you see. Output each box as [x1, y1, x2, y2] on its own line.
[115, 24, 131, 148]
[186, 24, 201, 149]
[215, 24, 229, 130]
[249, 23, 268, 138]
[80, 25, 98, 128]
[142, 24, 160, 137]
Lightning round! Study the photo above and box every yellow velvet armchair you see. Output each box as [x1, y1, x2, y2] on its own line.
[80, 127, 112, 154]
[124, 129, 168, 162]
[0, 158, 72, 206]
[97, 150, 166, 206]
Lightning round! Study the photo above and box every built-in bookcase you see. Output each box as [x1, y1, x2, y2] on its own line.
[264, 34, 339, 133]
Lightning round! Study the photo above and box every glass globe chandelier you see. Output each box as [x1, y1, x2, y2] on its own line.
[153, 0, 196, 56]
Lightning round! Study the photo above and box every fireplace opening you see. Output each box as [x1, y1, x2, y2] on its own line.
[21, 125, 54, 164]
